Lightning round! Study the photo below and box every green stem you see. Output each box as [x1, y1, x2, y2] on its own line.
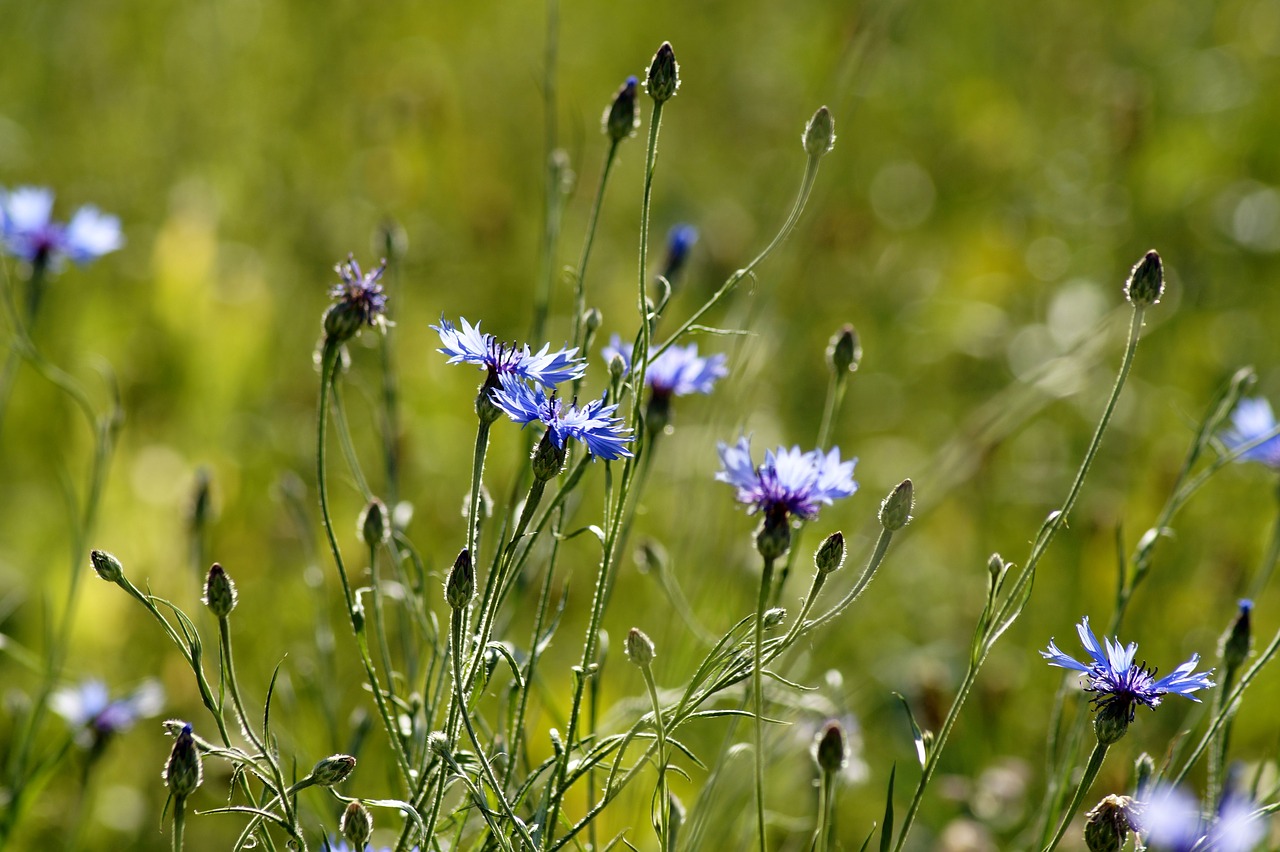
[893, 305, 1147, 852]
[640, 661, 670, 850]
[1042, 741, 1108, 852]
[572, 140, 621, 351]
[752, 557, 776, 852]
[172, 797, 186, 852]
[316, 340, 413, 787]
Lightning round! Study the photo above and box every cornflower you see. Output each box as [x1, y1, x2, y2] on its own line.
[492, 376, 633, 469]
[1221, 397, 1280, 468]
[324, 255, 389, 344]
[717, 436, 857, 560]
[51, 678, 164, 747]
[661, 223, 698, 282]
[1041, 617, 1213, 742]
[434, 316, 585, 389]
[0, 186, 123, 270]
[602, 334, 726, 399]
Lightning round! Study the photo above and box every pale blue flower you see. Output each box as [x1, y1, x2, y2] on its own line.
[601, 334, 727, 398]
[661, 223, 698, 281]
[492, 376, 633, 460]
[327, 255, 389, 334]
[1, 186, 123, 269]
[434, 316, 585, 389]
[1041, 617, 1214, 719]
[716, 436, 858, 520]
[1221, 397, 1280, 468]
[51, 678, 163, 744]
[1142, 787, 1267, 852]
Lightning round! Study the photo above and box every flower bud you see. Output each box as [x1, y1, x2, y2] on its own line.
[1133, 753, 1155, 798]
[202, 563, 238, 618]
[662, 224, 698, 283]
[163, 722, 203, 798]
[310, 754, 357, 786]
[1084, 794, 1140, 852]
[445, 549, 474, 610]
[603, 76, 640, 142]
[1221, 598, 1253, 672]
[359, 497, 390, 548]
[826, 324, 861, 375]
[531, 430, 568, 481]
[1123, 250, 1164, 307]
[879, 479, 914, 531]
[1093, 702, 1131, 746]
[584, 307, 603, 335]
[91, 549, 124, 584]
[340, 800, 373, 849]
[815, 531, 846, 575]
[763, 607, 787, 628]
[645, 42, 680, 103]
[476, 372, 505, 425]
[625, 627, 655, 667]
[813, 719, 848, 774]
[803, 106, 836, 158]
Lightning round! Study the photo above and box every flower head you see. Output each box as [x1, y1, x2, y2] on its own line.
[1, 187, 123, 270]
[52, 679, 164, 745]
[324, 255, 389, 343]
[1221, 397, 1280, 468]
[493, 376, 633, 460]
[1141, 786, 1267, 852]
[434, 316, 585, 389]
[601, 335, 727, 399]
[1041, 617, 1214, 722]
[662, 224, 698, 282]
[716, 436, 858, 521]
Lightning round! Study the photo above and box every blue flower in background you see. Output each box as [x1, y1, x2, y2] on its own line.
[493, 376, 633, 460]
[716, 436, 858, 521]
[51, 679, 164, 745]
[0, 186, 123, 270]
[329, 255, 389, 328]
[661, 223, 698, 282]
[601, 334, 727, 398]
[1041, 617, 1214, 720]
[434, 316, 585, 389]
[1221, 397, 1280, 468]
[1142, 787, 1266, 852]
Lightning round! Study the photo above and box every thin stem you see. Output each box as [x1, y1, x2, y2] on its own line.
[652, 152, 823, 361]
[893, 304, 1148, 852]
[1248, 479, 1280, 599]
[753, 556, 776, 852]
[529, 0, 560, 344]
[172, 797, 186, 852]
[640, 661, 670, 850]
[572, 140, 621, 351]
[1042, 741, 1108, 852]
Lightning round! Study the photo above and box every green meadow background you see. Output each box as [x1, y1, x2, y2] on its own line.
[3, 0, 1280, 848]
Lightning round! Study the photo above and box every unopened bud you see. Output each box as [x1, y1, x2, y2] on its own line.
[1123, 250, 1164, 307]
[645, 42, 680, 103]
[815, 531, 846, 575]
[91, 549, 124, 584]
[341, 800, 373, 848]
[445, 549, 474, 610]
[359, 498, 390, 548]
[604, 76, 640, 142]
[763, 607, 787, 628]
[1133, 753, 1155, 798]
[803, 106, 836, 158]
[625, 627, 655, 667]
[202, 563, 238, 618]
[1084, 795, 1140, 852]
[813, 719, 848, 774]
[311, 754, 357, 786]
[584, 308, 603, 335]
[826, 324, 861, 375]
[531, 430, 568, 481]
[662, 224, 698, 283]
[1221, 599, 1253, 672]
[879, 479, 914, 531]
[163, 722, 203, 798]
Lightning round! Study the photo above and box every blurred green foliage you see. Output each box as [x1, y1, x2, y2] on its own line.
[3, 0, 1280, 848]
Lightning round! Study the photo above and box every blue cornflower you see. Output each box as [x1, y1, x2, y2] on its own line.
[0, 186, 123, 270]
[1221, 397, 1280, 468]
[661, 223, 698, 282]
[434, 316, 585, 389]
[492, 376, 633, 462]
[716, 436, 858, 522]
[1142, 787, 1267, 852]
[601, 334, 727, 398]
[1041, 617, 1214, 721]
[326, 841, 409, 852]
[51, 679, 164, 746]
[324, 255, 389, 344]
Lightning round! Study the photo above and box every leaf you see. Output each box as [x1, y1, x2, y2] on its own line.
[893, 693, 927, 768]
[880, 763, 896, 852]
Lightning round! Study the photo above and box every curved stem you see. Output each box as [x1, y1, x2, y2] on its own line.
[1042, 741, 1108, 852]
[640, 661, 670, 849]
[572, 141, 621, 351]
